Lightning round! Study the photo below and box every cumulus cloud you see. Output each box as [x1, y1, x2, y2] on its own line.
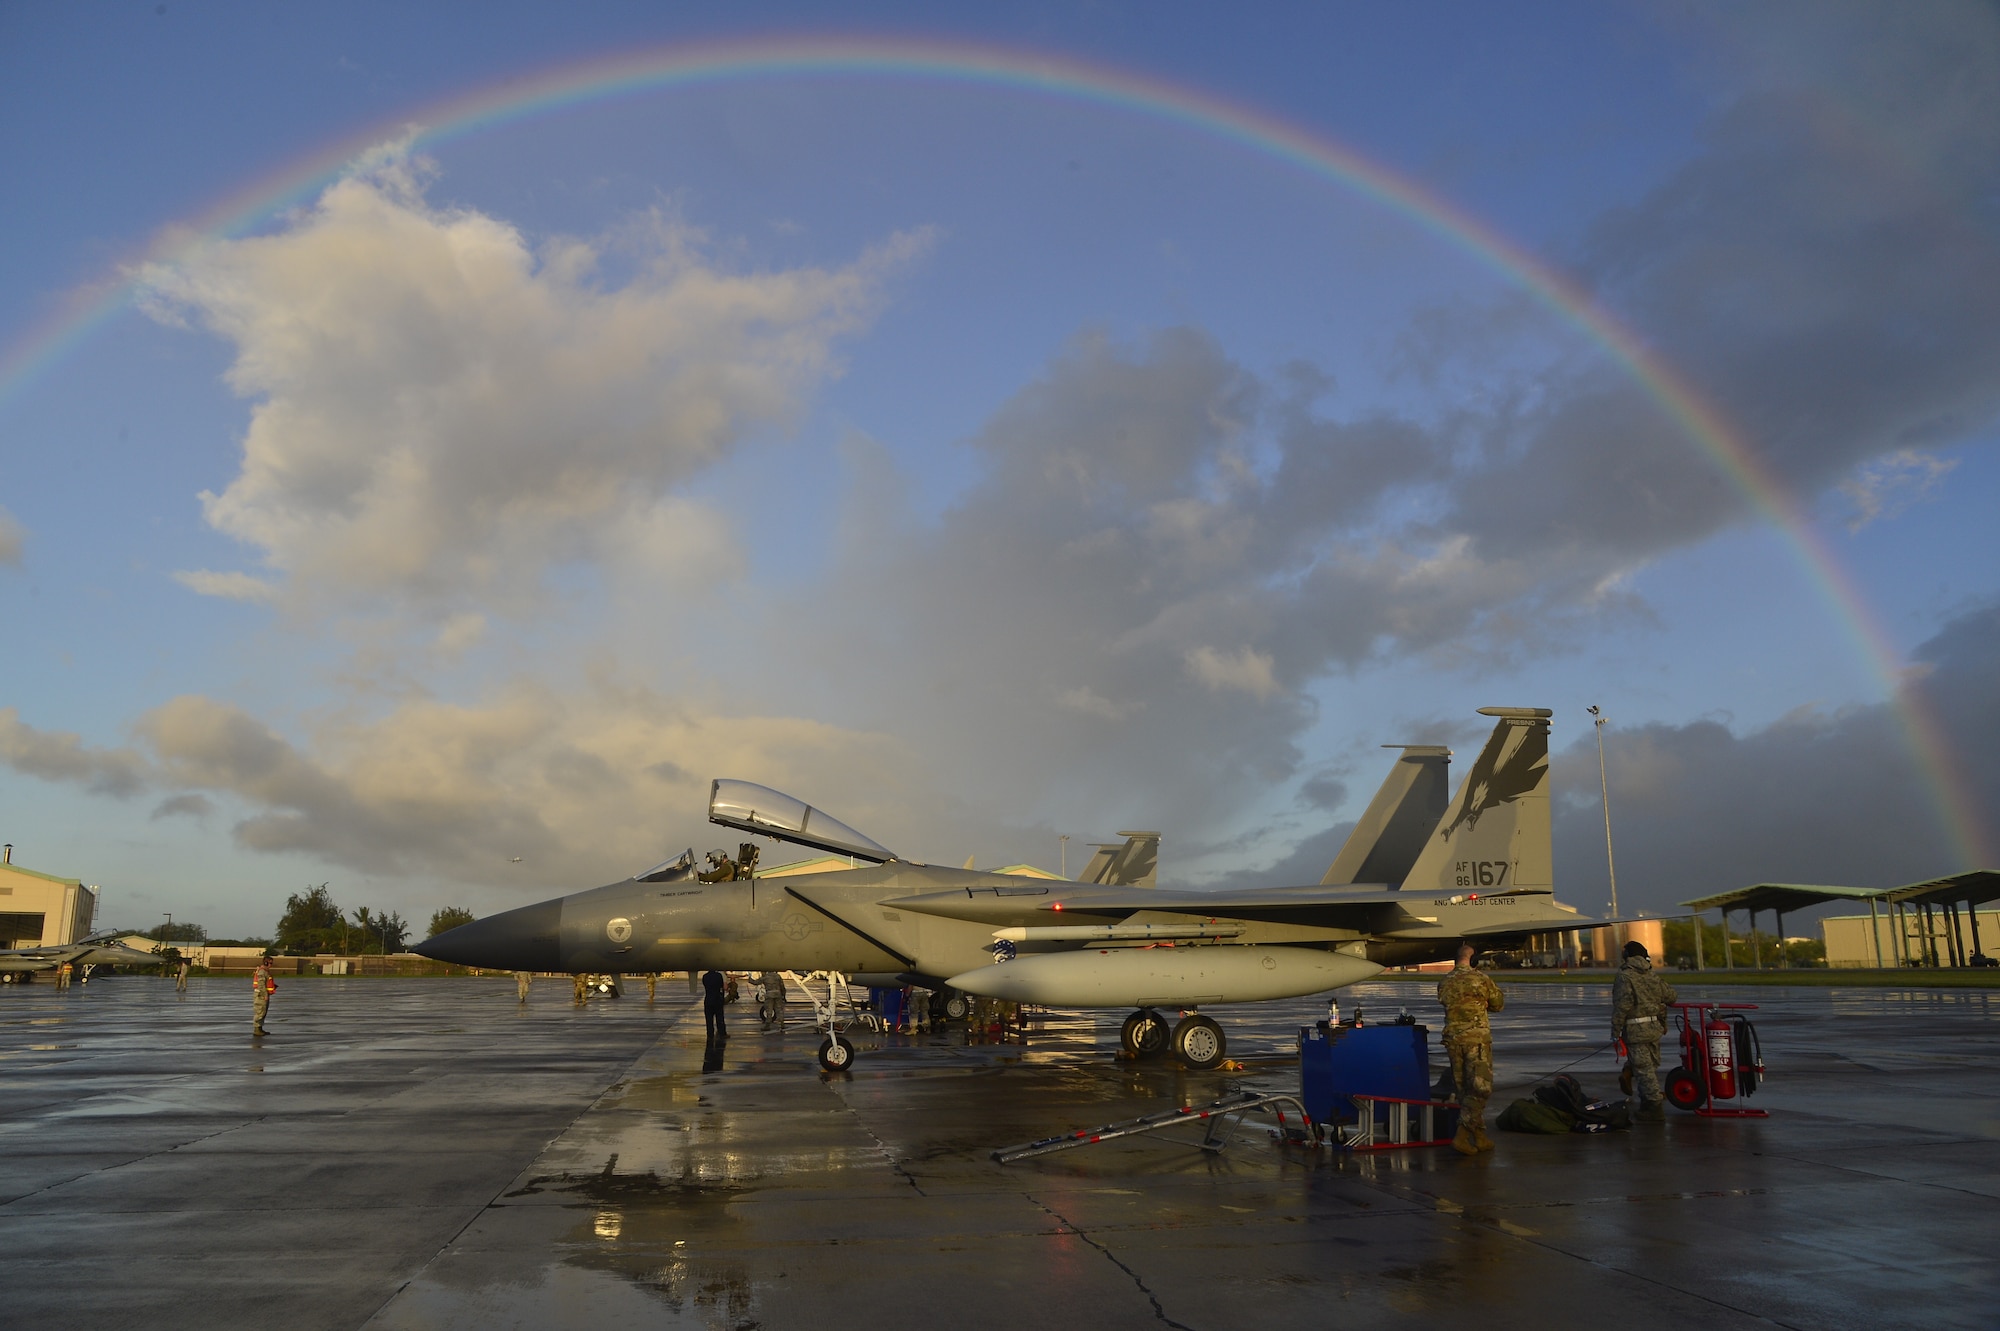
[150, 793, 213, 820]
[1837, 449, 1958, 530]
[123, 684, 925, 885]
[139, 141, 927, 609]
[173, 569, 277, 602]
[0, 708, 151, 797]
[1185, 645, 1282, 700]
[790, 328, 1481, 847]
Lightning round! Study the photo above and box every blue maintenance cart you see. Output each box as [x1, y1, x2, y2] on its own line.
[1300, 1019, 1458, 1150]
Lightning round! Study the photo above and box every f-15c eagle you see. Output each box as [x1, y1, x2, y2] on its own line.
[419, 707, 1590, 1071]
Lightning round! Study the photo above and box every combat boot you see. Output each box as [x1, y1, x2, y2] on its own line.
[1635, 1099, 1665, 1122]
[1472, 1123, 1495, 1152]
[1451, 1123, 1480, 1156]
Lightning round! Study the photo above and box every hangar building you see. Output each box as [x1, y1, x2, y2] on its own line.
[0, 844, 98, 948]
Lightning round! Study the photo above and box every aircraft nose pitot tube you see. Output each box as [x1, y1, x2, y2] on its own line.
[416, 898, 563, 972]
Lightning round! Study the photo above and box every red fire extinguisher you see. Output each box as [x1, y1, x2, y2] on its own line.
[1706, 1016, 1737, 1099]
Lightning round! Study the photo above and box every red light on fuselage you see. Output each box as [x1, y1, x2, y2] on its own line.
[1052, 902, 1063, 911]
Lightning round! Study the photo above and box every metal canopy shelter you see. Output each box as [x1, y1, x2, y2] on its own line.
[1882, 870, 2000, 969]
[1681, 884, 1889, 970]
[1682, 871, 2000, 970]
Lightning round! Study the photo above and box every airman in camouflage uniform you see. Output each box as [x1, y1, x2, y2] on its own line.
[1612, 940, 1677, 1120]
[1437, 941, 1504, 1155]
[251, 955, 276, 1036]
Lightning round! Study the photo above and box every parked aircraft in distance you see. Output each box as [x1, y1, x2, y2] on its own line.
[420, 708, 1590, 1071]
[0, 933, 164, 978]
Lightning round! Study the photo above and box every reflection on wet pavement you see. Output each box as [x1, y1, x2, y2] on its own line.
[2, 975, 1996, 1329]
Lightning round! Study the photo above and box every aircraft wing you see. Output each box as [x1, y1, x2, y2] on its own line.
[0, 945, 79, 973]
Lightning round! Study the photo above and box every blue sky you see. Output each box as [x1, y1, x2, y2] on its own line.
[2, 2, 1996, 938]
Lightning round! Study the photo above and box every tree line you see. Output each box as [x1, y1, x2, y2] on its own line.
[270, 885, 475, 956]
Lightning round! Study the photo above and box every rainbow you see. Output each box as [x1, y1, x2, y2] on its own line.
[1, 34, 1987, 866]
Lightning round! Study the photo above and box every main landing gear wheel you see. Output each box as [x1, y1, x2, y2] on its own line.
[1664, 1067, 1703, 1112]
[818, 1034, 856, 1073]
[1121, 1009, 1171, 1058]
[942, 992, 972, 1022]
[1173, 1015, 1226, 1070]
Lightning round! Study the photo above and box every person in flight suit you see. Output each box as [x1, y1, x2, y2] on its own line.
[1437, 940, 1505, 1155]
[1612, 939, 1678, 1121]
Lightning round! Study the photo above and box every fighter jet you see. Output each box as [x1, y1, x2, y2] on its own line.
[419, 707, 1588, 1071]
[0, 932, 165, 977]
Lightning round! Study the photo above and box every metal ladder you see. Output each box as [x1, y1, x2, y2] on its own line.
[1341, 1095, 1458, 1150]
[992, 1090, 1318, 1164]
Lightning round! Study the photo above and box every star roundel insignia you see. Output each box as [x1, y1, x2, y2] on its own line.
[782, 914, 813, 940]
[606, 917, 633, 944]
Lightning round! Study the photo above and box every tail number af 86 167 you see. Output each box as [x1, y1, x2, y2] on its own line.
[1454, 861, 1510, 889]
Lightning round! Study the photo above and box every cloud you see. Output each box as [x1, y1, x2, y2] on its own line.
[1434, 4, 2000, 573]
[150, 793, 213, 820]
[0, 708, 151, 798]
[1548, 598, 2000, 913]
[0, 507, 23, 566]
[1837, 448, 1958, 530]
[123, 684, 923, 886]
[1185, 645, 1282, 700]
[1058, 686, 1140, 722]
[173, 569, 277, 602]
[138, 140, 927, 610]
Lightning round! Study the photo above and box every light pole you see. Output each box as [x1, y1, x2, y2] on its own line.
[1059, 834, 1069, 878]
[1589, 705, 1619, 920]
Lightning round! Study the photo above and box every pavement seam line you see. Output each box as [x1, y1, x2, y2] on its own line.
[356, 1002, 700, 1327]
[0, 1116, 269, 1211]
[1350, 1169, 1805, 1329]
[818, 1073, 929, 1196]
[1025, 1192, 1198, 1331]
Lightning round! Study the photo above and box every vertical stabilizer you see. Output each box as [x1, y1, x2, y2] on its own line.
[1402, 708, 1553, 896]
[1080, 832, 1161, 886]
[1320, 746, 1452, 887]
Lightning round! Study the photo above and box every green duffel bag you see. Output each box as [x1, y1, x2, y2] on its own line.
[1497, 1098, 1576, 1134]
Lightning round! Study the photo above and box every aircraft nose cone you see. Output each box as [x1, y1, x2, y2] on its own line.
[415, 899, 562, 971]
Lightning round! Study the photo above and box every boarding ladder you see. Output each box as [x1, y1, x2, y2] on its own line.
[1340, 1095, 1459, 1151]
[992, 1090, 1318, 1164]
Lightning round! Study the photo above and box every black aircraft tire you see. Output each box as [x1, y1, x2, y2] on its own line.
[818, 1035, 856, 1073]
[1664, 1068, 1703, 1112]
[1121, 1010, 1171, 1058]
[943, 993, 971, 1023]
[1173, 1015, 1226, 1070]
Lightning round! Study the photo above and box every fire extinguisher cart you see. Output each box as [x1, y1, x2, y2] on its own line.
[1664, 1001, 1768, 1117]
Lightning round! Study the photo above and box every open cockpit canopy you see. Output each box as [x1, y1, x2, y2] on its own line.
[708, 779, 897, 863]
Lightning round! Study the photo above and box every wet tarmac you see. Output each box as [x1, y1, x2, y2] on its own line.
[2, 974, 1995, 1329]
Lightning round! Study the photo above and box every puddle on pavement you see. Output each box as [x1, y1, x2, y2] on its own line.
[515, 1155, 764, 1327]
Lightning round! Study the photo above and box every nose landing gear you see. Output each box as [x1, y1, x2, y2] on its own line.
[817, 1033, 856, 1072]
